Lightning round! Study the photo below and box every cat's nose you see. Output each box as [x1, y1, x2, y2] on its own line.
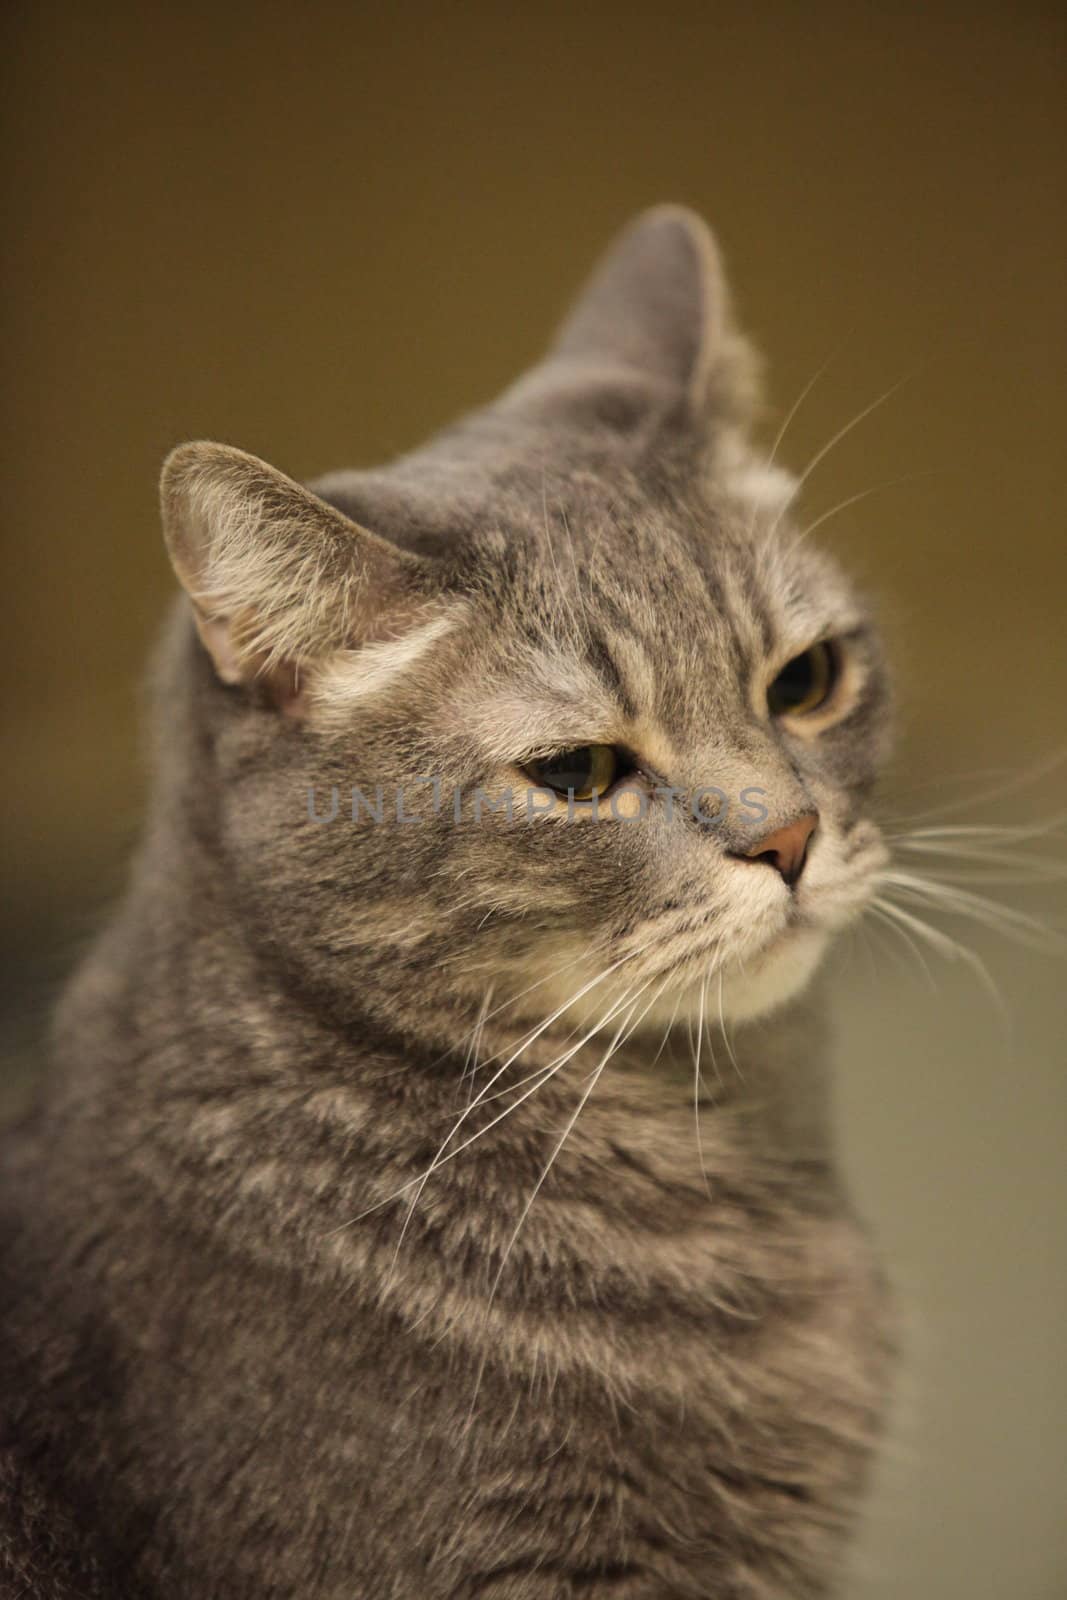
[735, 813, 818, 888]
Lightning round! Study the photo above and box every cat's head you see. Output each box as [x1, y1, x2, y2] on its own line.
[160, 207, 891, 1045]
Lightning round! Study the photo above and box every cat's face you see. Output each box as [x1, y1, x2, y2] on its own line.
[307, 478, 889, 1037]
[161, 208, 892, 1044]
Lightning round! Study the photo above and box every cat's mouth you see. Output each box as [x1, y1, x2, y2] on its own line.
[647, 823, 888, 1024]
[514, 822, 888, 1036]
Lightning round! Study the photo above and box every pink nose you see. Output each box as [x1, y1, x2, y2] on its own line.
[738, 813, 818, 888]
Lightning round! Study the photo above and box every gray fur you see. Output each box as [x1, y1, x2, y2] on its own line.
[1, 207, 894, 1599]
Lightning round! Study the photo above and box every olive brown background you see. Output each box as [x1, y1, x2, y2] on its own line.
[2, 5, 1065, 1596]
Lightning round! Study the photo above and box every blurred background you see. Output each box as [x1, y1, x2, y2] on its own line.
[2, 4, 1064, 1595]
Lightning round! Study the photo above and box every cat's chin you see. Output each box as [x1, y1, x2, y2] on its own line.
[716, 926, 831, 1023]
[529, 922, 835, 1044]
[626, 924, 832, 1037]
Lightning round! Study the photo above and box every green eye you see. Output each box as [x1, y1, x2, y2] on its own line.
[767, 641, 839, 718]
[524, 745, 619, 800]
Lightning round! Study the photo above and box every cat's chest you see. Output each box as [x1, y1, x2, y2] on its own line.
[116, 1196, 885, 1600]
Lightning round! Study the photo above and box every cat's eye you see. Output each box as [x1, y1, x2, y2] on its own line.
[524, 745, 619, 800]
[767, 641, 839, 719]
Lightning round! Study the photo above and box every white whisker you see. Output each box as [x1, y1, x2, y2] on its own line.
[789, 473, 927, 550]
[880, 869, 1066, 954]
[883, 750, 1067, 828]
[648, 980, 685, 1069]
[325, 948, 650, 1240]
[693, 973, 713, 1197]
[872, 897, 1011, 1038]
[385, 956, 652, 1262]
[766, 371, 915, 545]
[866, 903, 938, 993]
[461, 976, 666, 1422]
[717, 968, 744, 1081]
[485, 974, 664, 1307]
[459, 985, 494, 1108]
[761, 341, 843, 481]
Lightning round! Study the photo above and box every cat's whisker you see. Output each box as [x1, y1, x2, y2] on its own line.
[882, 749, 1067, 829]
[717, 968, 744, 1081]
[380, 1008, 636, 1284]
[458, 986, 645, 1115]
[871, 896, 1010, 1034]
[754, 337, 846, 507]
[886, 814, 1067, 850]
[879, 869, 1066, 953]
[435, 945, 620, 1082]
[412, 980, 654, 1356]
[344, 949, 656, 1252]
[649, 981, 685, 1069]
[462, 927, 722, 1098]
[692, 973, 714, 1198]
[894, 815, 1067, 838]
[458, 977, 668, 1420]
[893, 851, 1067, 879]
[699, 978, 724, 1093]
[878, 764, 1036, 820]
[765, 370, 916, 545]
[854, 911, 897, 984]
[388, 960, 649, 1248]
[865, 903, 939, 993]
[459, 986, 494, 1108]
[887, 859, 1066, 888]
[883, 818, 1067, 883]
[459, 1055, 567, 1114]
[467, 943, 656, 1079]
[787, 474, 928, 553]
[484, 974, 666, 1312]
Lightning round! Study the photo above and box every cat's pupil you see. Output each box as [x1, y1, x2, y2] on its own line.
[526, 745, 617, 799]
[767, 642, 836, 717]
[541, 751, 591, 789]
[774, 654, 816, 704]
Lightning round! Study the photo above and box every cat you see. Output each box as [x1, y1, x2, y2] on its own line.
[0, 206, 895, 1599]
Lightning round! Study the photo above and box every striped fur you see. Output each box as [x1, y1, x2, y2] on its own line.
[1, 207, 894, 1599]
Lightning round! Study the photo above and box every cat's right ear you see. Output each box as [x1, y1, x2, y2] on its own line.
[160, 442, 439, 713]
[498, 206, 758, 449]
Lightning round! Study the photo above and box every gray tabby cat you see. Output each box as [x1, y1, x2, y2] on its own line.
[1, 207, 894, 1599]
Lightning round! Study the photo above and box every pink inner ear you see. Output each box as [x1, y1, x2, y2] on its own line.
[192, 610, 308, 718]
[195, 613, 245, 685]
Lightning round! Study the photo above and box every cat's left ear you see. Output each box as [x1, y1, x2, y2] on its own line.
[161, 442, 442, 713]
